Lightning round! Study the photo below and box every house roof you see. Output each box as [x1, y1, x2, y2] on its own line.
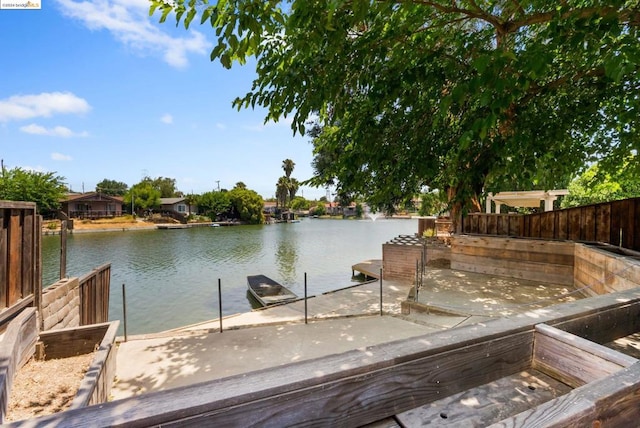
[63, 192, 123, 203]
[160, 197, 186, 205]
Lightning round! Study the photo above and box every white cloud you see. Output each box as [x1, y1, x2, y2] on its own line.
[56, 0, 209, 68]
[0, 92, 91, 122]
[20, 123, 89, 137]
[51, 152, 73, 161]
[161, 113, 173, 124]
[215, 123, 226, 130]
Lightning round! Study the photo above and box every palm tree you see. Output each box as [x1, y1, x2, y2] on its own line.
[282, 159, 295, 179]
[276, 177, 289, 209]
[288, 178, 299, 204]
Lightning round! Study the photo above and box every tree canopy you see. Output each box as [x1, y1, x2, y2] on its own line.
[124, 182, 161, 213]
[96, 179, 128, 196]
[0, 166, 67, 217]
[562, 158, 640, 208]
[228, 183, 264, 224]
[153, 1, 640, 220]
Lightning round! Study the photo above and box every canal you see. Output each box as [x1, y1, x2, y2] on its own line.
[42, 218, 418, 334]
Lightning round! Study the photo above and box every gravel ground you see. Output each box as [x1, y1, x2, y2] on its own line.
[5, 353, 94, 423]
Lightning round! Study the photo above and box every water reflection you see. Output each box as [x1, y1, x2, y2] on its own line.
[42, 218, 417, 334]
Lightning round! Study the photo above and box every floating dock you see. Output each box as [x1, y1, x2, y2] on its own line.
[352, 259, 382, 279]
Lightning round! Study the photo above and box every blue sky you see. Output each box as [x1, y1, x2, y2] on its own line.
[0, 1, 326, 200]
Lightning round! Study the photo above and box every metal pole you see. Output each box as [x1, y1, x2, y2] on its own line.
[415, 259, 419, 302]
[60, 220, 67, 280]
[379, 268, 383, 316]
[218, 278, 223, 333]
[304, 272, 308, 324]
[122, 283, 128, 342]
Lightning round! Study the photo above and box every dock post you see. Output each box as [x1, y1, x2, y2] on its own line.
[415, 259, 419, 302]
[304, 273, 308, 325]
[122, 283, 128, 342]
[218, 278, 223, 333]
[379, 268, 383, 316]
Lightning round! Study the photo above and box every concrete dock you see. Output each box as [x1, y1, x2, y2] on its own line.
[111, 265, 583, 400]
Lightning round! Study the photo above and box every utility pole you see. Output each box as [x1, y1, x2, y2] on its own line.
[216, 180, 220, 192]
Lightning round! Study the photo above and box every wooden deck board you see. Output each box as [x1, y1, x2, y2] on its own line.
[352, 260, 382, 279]
[396, 370, 571, 427]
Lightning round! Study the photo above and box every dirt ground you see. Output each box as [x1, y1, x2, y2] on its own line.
[5, 353, 94, 423]
[43, 218, 156, 232]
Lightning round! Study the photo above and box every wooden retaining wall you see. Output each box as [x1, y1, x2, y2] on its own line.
[574, 244, 640, 296]
[462, 197, 640, 252]
[39, 321, 119, 408]
[451, 236, 575, 285]
[8, 289, 640, 427]
[0, 308, 38, 424]
[0, 202, 41, 326]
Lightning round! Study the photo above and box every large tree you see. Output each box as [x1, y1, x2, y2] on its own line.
[228, 184, 264, 224]
[123, 182, 161, 214]
[0, 166, 66, 217]
[198, 190, 231, 220]
[154, 1, 640, 223]
[96, 179, 128, 196]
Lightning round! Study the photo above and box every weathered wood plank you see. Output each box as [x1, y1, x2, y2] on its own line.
[0, 308, 38, 423]
[70, 321, 119, 408]
[0, 210, 7, 309]
[594, 203, 610, 243]
[490, 362, 640, 428]
[451, 255, 574, 285]
[21, 211, 33, 299]
[540, 212, 555, 240]
[533, 324, 637, 388]
[39, 322, 112, 360]
[582, 205, 596, 242]
[556, 210, 568, 240]
[396, 370, 572, 427]
[452, 236, 575, 255]
[34, 216, 42, 330]
[7, 210, 21, 306]
[451, 245, 574, 266]
[550, 295, 640, 345]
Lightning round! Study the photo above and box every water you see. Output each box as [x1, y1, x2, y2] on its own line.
[42, 218, 418, 334]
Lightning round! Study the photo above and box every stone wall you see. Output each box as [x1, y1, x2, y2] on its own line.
[41, 277, 80, 331]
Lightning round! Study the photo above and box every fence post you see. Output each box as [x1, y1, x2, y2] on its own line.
[304, 273, 308, 325]
[122, 283, 127, 342]
[379, 268, 383, 316]
[218, 278, 223, 333]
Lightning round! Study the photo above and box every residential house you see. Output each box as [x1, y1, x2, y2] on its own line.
[160, 197, 197, 219]
[61, 192, 123, 219]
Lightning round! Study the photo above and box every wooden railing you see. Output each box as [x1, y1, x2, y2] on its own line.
[78, 263, 111, 325]
[462, 197, 640, 252]
[0, 201, 41, 326]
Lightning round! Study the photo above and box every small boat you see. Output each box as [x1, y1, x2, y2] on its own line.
[247, 275, 298, 306]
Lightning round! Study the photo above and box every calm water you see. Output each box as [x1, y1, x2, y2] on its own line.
[42, 218, 418, 334]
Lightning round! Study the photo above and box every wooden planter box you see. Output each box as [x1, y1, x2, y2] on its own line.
[37, 321, 119, 408]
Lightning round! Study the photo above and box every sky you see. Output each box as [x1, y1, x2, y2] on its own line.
[0, 0, 327, 200]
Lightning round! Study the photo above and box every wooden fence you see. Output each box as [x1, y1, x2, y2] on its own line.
[0, 201, 41, 326]
[462, 197, 640, 252]
[78, 263, 111, 325]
